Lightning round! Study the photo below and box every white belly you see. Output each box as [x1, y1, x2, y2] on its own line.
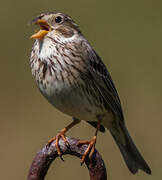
[38, 79, 105, 121]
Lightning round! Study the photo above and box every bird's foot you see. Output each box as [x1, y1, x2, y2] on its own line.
[78, 136, 96, 165]
[47, 128, 69, 161]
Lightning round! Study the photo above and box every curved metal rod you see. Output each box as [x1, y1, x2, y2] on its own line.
[27, 137, 107, 180]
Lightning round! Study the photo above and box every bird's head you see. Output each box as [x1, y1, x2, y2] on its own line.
[31, 12, 80, 40]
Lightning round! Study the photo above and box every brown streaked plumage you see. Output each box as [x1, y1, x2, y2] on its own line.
[30, 12, 151, 174]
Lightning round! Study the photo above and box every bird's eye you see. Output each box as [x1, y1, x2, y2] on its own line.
[55, 16, 63, 23]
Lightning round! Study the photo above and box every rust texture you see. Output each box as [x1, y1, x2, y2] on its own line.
[27, 137, 107, 180]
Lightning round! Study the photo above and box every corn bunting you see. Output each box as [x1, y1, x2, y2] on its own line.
[30, 12, 151, 174]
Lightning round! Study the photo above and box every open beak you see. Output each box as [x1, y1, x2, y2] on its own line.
[31, 19, 50, 39]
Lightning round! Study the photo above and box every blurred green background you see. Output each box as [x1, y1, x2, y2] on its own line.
[0, 0, 161, 179]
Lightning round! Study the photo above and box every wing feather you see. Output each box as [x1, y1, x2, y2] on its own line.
[82, 41, 124, 122]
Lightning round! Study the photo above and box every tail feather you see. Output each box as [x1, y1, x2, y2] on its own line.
[110, 122, 151, 174]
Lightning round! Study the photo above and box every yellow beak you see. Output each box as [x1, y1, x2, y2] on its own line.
[30, 19, 50, 39]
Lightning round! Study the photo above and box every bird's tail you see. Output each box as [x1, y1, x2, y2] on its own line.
[110, 122, 151, 174]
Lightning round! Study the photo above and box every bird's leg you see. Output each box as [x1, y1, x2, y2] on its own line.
[78, 119, 101, 165]
[47, 118, 80, 159]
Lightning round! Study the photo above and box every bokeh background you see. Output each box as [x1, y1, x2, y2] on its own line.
[0, 0, 161, 179]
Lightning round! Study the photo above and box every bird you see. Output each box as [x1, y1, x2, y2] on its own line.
[30, 12, 151, 174]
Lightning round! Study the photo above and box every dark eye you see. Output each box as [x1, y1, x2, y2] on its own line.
[55, 16, 63, 23]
